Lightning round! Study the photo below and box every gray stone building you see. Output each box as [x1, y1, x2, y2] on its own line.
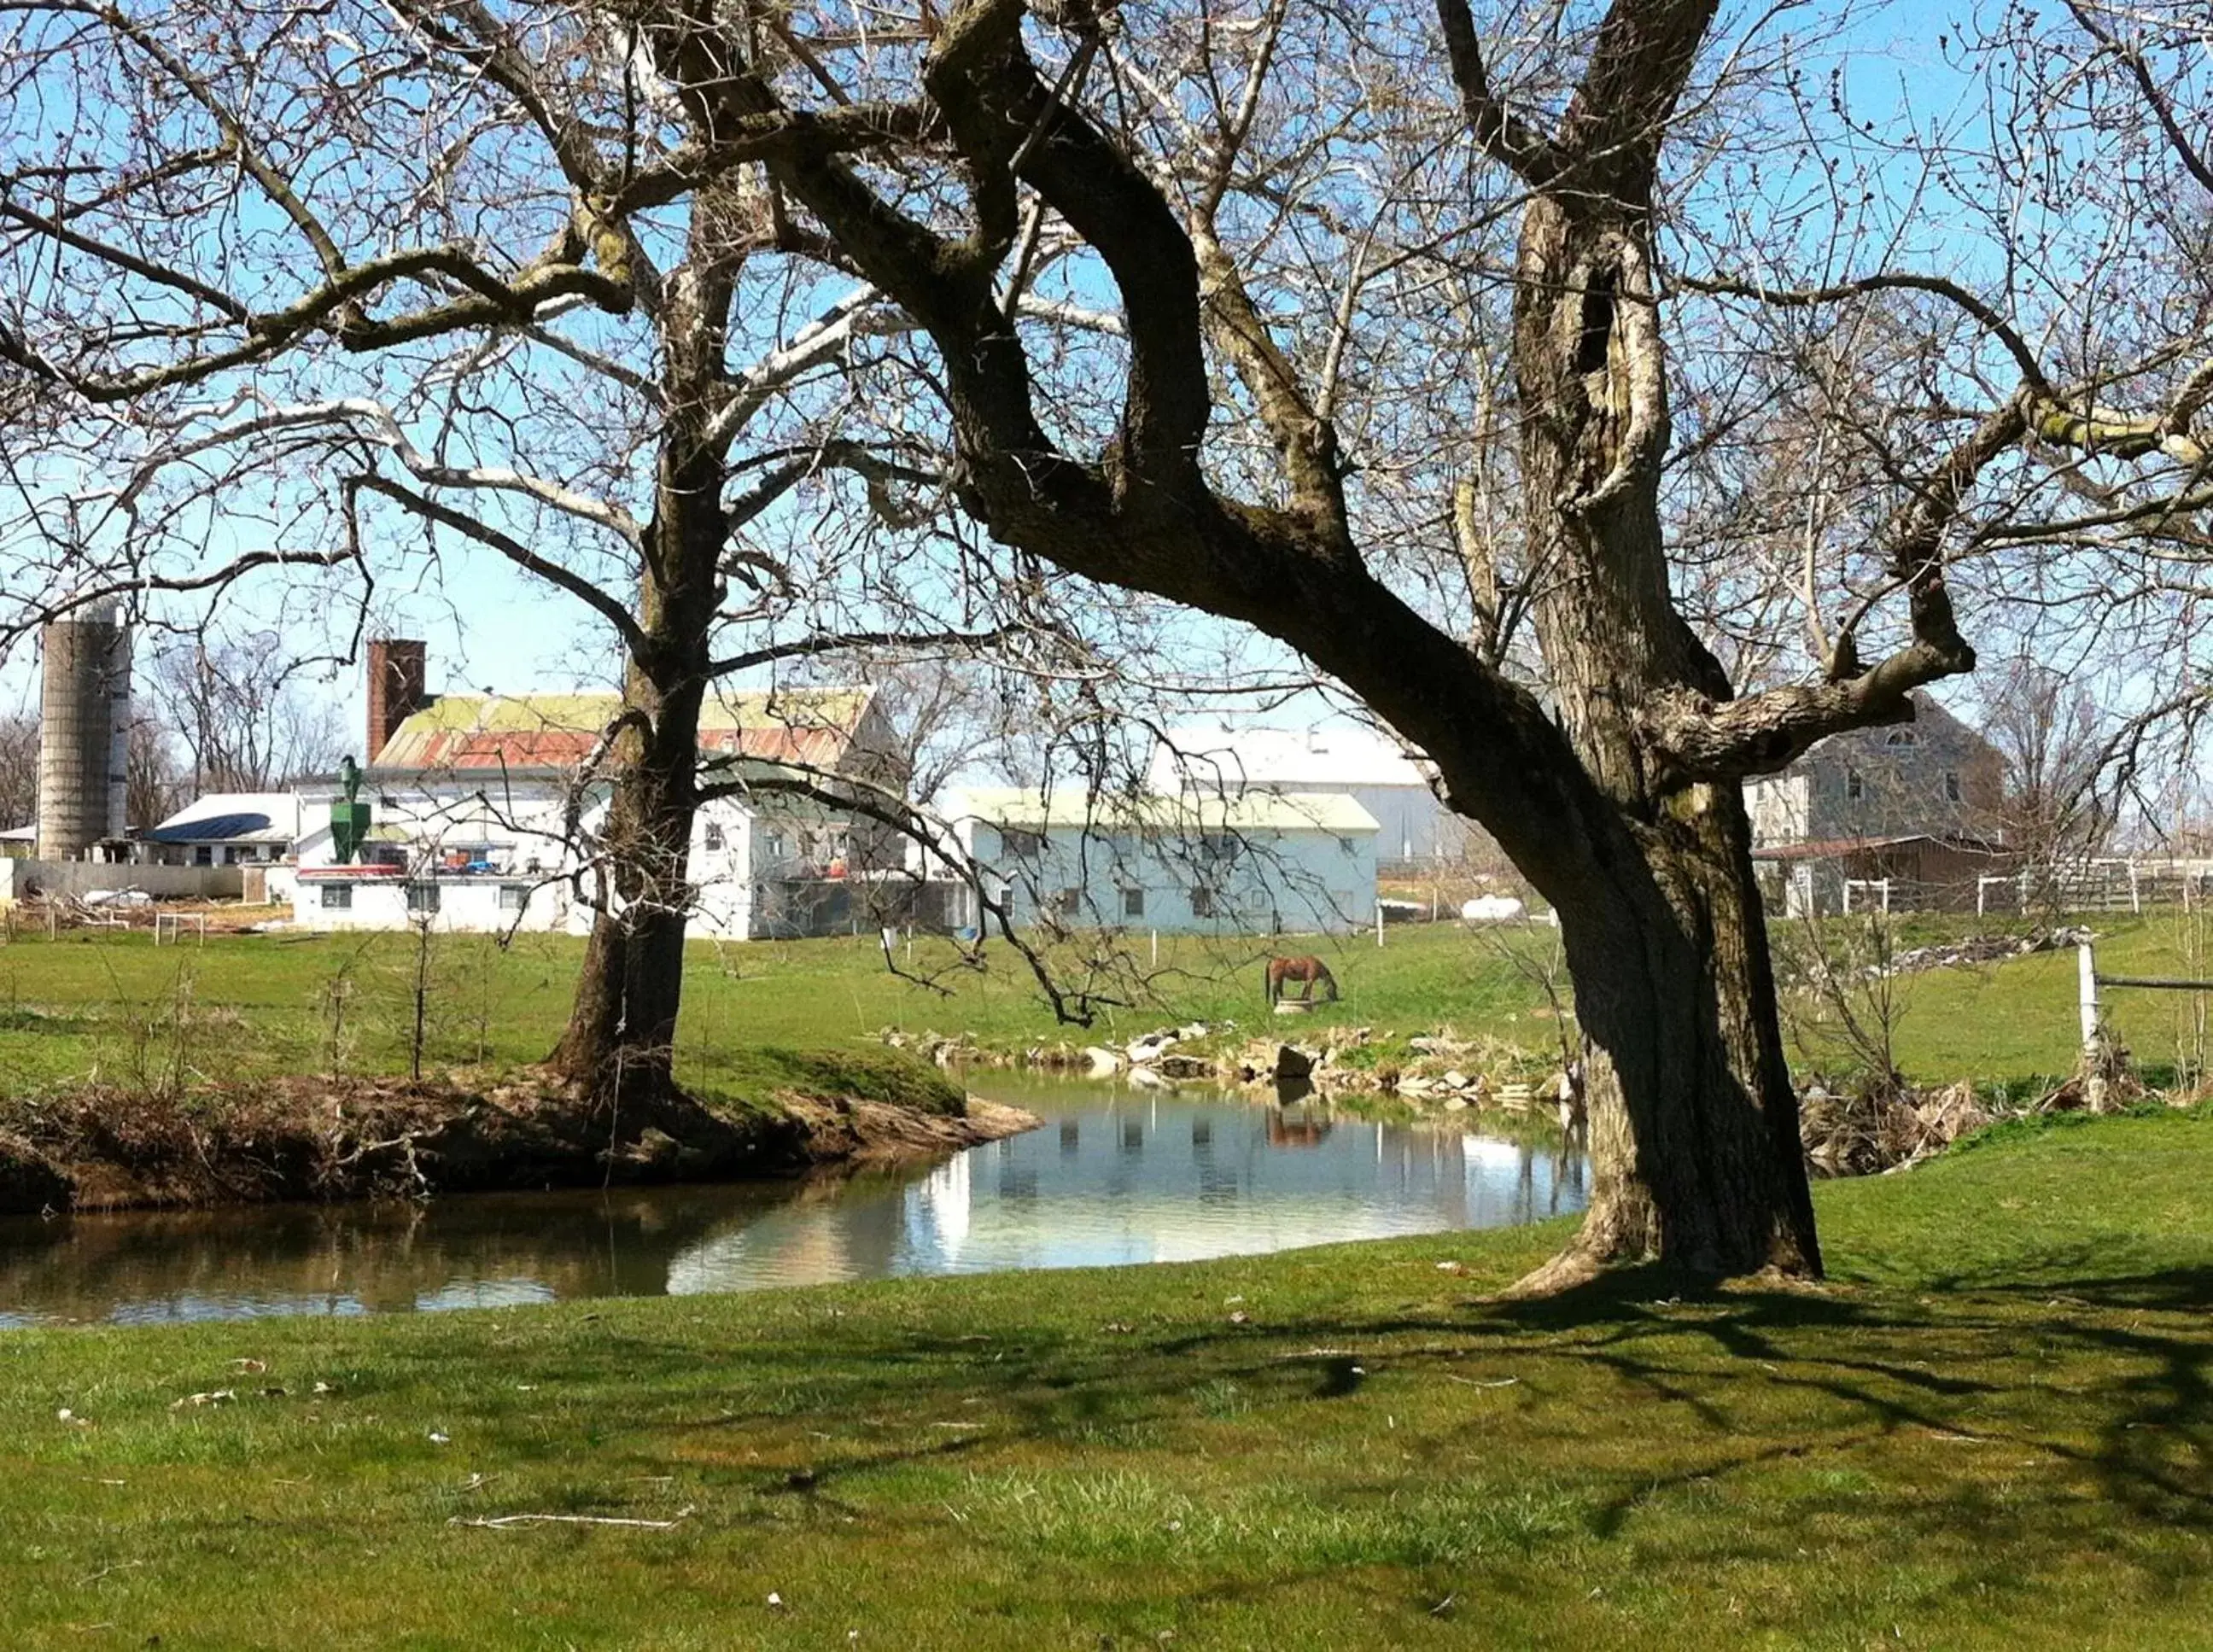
[1745, 693, 2009, 914]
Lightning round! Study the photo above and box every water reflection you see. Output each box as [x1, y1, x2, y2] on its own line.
[0, 1083, 1587, 1328]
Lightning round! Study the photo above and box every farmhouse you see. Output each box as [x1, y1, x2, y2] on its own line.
[287, 640, 903, 939]
[933, 785, 1381, 936]
[1745, 693, 2010, 914]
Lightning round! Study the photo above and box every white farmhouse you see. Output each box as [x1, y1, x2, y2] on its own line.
[1145, 723, 1480, 867]
[288, 642, 902, 939]
[936, 785, 1380, 936]
[1744, 692, 2010, 914]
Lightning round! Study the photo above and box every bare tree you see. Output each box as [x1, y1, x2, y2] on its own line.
[125, 717, 186, 832]
[0, 711, 32, 829]
[0, 0, 1047, 1106]
[744, 0, 2212, 1286]
[1978, 660, 2112, 876]
[149, 633, 344, 793]
[860, 657, 1035, 804]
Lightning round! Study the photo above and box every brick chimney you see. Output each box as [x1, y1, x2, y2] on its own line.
[365, 639, 429, 763]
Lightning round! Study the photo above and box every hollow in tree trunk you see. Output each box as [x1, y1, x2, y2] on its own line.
[1491, 187, 1820, 1287]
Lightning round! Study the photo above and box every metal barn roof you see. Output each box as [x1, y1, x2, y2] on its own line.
[374, 686, 876, 773]
[1147, 724, 1436, 793]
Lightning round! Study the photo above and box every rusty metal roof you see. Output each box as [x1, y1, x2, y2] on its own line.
[372, 686, 875, 773]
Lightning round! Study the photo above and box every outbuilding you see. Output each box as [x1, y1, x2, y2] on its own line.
[934, 785, 1381, 936]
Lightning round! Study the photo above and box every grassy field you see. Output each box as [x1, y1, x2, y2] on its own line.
[0, 1106, 2203, 1648]
[1, 908, 2209, 1101]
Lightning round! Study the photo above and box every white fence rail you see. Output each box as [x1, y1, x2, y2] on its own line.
[2076, 937, 2213, 1054]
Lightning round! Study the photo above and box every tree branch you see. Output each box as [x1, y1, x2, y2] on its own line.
[354, 474, 651, 659]
[1433, 0, 1563, 186]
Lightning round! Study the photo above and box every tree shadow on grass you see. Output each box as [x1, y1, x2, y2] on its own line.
[569, 1246, 2213, 1636]
[1461, 1255, 2213, 1536]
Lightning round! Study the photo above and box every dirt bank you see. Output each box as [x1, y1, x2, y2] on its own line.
[0, 1067, 1036, 1217]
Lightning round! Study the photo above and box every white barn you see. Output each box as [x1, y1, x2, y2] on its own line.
[1146, 723, 1480, 867]
[935, 785, 1380, 936]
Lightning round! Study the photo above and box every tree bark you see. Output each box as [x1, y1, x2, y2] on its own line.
[545, 447, 727, 1102]
[545, 687, 701, 1101]
[1490, 186, 1820, 1284]
[760, 0, 1828, 1284]
[1517, 788, 1820, 1285]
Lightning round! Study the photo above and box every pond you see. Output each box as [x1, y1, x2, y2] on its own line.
[0, 1081, 1587, 1328]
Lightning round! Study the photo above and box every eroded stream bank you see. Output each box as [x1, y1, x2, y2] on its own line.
[0, 1051, 1033, 1217]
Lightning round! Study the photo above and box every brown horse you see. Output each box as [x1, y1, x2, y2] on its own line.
[1265, 954, 1339, 1006]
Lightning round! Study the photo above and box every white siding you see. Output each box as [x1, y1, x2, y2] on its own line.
[292, 785, 777, 940]
[1745, 773, 1811, 847]
[294, 875, 572, 934]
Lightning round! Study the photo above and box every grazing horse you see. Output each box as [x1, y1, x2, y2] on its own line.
[1266, 954, 1339, 1006]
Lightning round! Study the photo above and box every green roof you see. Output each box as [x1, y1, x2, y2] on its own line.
[949, 787, 1379, 836]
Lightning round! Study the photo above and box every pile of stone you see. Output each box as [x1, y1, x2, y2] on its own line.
[1882, 925, 2092, 978]
[1782, 925, 2093, 989]
[1087, 1024, 1219, 1084]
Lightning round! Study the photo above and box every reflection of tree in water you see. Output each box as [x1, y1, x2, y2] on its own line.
[0, 1095, 1595, 1324]
[0, 1170, 926, 1322]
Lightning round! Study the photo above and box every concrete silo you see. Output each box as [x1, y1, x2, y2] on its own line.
[36, 609, 132, 861]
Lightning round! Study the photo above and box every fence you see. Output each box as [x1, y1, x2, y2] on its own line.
[1981, 860, 2213, 916]
[2075, 937, 2213, 1054]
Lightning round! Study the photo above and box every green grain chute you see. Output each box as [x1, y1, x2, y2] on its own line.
[330, 755, 371, 864]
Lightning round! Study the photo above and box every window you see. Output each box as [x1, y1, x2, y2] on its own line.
[1944, 771, 1963, 803]
[319, 884, 353, 911]
[1122, 886, 1146, 919]
[1198, 832, 1239, 865]
[406, 881, 441, 914]
[1190, 885, 1216, 919]
[1054, 887, 1082, 918]
[194, 845, 213, 867]
[703, 821, 726, 852]
[498, 884, 528, 912]
[1845, 768, 1865, 802]
[1000, 826, 1045, 861]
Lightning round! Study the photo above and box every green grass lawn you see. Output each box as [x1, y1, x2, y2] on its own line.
[2, 909, 2208, 1103]
[0, 1107, 2207, 1649]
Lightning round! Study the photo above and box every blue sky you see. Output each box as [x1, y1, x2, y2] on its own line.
[0, 0, 2158, 771]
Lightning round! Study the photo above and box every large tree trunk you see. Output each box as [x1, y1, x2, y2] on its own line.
[547, 442, 726, 1102]
[546, 186, 739, 1104]
[1496, 189, 1821, 1284]
[1515, 786, 1820, 1287]
[546, 688, 701, 1100]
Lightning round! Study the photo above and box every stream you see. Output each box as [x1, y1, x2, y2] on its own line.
[0, 1079, 1588, 1327]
